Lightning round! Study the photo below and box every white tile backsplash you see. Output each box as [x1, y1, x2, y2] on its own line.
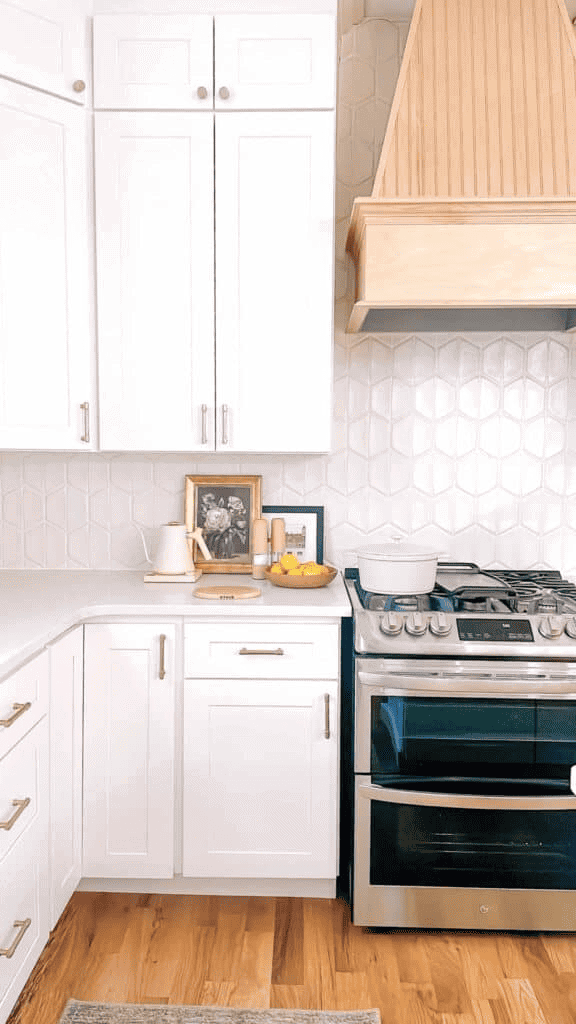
[2, 16, 576, 577]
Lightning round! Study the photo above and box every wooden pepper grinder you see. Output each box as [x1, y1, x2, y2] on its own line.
[251, 518, 269, 580]
[270, 517, 286, 566]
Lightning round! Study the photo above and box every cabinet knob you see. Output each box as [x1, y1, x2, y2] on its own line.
[197, 86, 208, 100]
[73, 80, 86, 93]
[218, 86, 230, 100]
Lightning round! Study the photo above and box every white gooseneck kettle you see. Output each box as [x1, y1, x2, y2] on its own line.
[137, 522, 212, 577]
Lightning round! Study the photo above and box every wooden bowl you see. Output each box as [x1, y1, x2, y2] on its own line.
[264, 565, 338, 589]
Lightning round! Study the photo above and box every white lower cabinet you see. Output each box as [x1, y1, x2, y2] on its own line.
[83, 624, 176, 878]
[49, 627, 83, 927]
[182, 677, 338, 879]
[0, 652, 50, 1024]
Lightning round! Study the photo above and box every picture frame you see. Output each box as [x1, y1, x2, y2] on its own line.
[262, 505, 324, 564]
[185, 474, 262, 573]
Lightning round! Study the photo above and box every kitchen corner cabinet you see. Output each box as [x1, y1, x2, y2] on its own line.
[182, 622, 339, 879]
[48, 627, 83, 927]
[94, 13, 336, 454]
[82, 624, 176, 879]
[0, 79, 95, 451]
[0, 0, 87, 105]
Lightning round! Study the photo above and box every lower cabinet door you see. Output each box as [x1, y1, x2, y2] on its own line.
[182, 678, 338, 879]
[83, 624, 176, 878]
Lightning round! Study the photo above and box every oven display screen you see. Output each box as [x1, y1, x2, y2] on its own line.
[456, 618, 534, 641]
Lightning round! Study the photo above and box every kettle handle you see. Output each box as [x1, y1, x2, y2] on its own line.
[188, 527, 212, 561]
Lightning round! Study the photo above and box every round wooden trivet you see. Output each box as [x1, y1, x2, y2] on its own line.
[193, 585, 262, 600]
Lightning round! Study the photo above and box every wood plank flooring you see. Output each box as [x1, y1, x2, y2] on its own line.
[7, 894, 576, 1024]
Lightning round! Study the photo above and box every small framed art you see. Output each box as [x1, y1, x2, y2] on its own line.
[262, 505, 324, 564]
[185, 474, 262, 573]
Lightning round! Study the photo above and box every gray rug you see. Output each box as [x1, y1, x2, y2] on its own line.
[58, 1004, 381, 1024]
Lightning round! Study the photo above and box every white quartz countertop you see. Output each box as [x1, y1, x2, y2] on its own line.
[0, 569, 351, 680]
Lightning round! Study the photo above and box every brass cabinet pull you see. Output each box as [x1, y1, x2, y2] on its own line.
[0, 919, 31, 958]
[221, 404, 229, 445]
[73, 80, 86, 93]
[218, 86, 230, 100]
[201, 403, 208, 445]
[159, 634, 166, 680]
[80, 402, 90, 443]
[197, 86, 208, 99]
[0, 702, 31, 728]
[0, 798, 30, 831]
[324, 693, 330, 739]
[239, 647, 284, 656]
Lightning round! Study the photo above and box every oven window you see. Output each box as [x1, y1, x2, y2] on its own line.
[371, 696, 576, 777]
[369, 797, 576, 889]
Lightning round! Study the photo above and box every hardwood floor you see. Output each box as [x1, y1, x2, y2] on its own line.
[7, 893, 576, 1024]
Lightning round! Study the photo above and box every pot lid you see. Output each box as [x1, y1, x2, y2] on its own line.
[358, 541, 439, 562]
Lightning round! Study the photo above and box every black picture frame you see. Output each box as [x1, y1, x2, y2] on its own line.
[262, 505, 324, 564]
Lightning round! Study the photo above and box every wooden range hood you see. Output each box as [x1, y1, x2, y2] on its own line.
[346, 0, 576, 332]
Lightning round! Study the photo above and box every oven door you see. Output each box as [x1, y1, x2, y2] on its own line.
[354, 777, 576, 929]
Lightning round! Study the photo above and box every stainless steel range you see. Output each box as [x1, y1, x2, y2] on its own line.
[344, 563, 576, 931]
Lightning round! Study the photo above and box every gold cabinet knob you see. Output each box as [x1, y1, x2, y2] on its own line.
[197, 86, 208, 99]
[218, 86, 230, 100]
[73, 80, 86, 93]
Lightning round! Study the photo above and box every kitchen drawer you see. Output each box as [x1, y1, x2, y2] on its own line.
[0, 653, 48, 762]
[0, 718, 48, 866]
[0, 814, 49, 1024]
[184, 622, 339, 679]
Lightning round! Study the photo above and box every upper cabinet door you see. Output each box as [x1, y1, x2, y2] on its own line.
[215, 111, 335, 453]
[0, 0, 88, 104]
[215, 14, 336, 110]
[93, 15, 213, 110]
[0, 80, 95, 451]
[95, 113, 215, 452]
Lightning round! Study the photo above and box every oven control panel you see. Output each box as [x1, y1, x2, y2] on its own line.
[456, 618, 535, 642]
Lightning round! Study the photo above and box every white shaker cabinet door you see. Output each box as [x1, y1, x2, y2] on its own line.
[0, 80, 95, 450]
[0, 0, 87, 104]
[83, 624, 176, 878]
[215, 111, 335, 452]
[95, 113, 215, 452]
[93, 14, 213, 110]
[215, 14, 336, 110]
[48, 627, 83, 927]
[182, 679, 338, 879]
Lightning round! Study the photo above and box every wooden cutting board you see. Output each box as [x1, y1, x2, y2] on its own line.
[193, 585, 261, 600]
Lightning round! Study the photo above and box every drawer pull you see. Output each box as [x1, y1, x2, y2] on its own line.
[0, 798, 30, 831]
[0, 702, 31, 728]
[239, 647, 285, 656]
[159, 634, 167, 680]
[0, 919, 31, 958]
[324, 693, 330, 739]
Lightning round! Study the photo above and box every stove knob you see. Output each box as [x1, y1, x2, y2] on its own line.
[538, 615, 565, 639]
[565, 617, 576, 639]
[379, 612, 403, 636]
[405, 612, 427, 636]
[429, 612, 452, 637]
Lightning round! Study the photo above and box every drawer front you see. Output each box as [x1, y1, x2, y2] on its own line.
[0, 653, 49, 762]
[0, 719, 48, 866]
[0, 817, 49, 1023]
[184, 622, 339, 679]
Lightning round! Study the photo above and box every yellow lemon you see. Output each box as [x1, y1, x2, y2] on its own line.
[280, 552, 300, 571]
[269, 562, 285, 575]
[287, 566, 304, 576]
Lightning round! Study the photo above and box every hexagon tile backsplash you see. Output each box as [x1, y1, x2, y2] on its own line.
[2, 16, 576, 578]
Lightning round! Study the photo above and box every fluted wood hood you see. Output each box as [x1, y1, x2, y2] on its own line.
[346, 0, 576, 332]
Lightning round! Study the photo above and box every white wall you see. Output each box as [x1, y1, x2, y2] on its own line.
[1, 14, 576, 577]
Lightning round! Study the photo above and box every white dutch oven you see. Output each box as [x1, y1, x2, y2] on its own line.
[357, 539, 440, 594]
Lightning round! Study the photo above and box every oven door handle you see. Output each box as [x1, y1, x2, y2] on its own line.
[358, 782, 576, 811]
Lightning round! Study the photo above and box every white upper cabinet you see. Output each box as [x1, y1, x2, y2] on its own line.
[93, 14, 213, 110]
[95, 112, 214, 452]
[215, 111, 334, 452]
[215, 15, 336, 110]
[0, 79, 95, 450]
[92, 13, 336, 110]
[0, 0, 88, 104]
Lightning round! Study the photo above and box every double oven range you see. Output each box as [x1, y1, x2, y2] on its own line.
[344, 564, 576, 931]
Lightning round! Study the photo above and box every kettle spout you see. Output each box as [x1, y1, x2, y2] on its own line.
[134, 524, 152, 565]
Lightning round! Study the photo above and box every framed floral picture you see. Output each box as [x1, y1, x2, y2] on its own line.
[185, 474, 262, 573]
